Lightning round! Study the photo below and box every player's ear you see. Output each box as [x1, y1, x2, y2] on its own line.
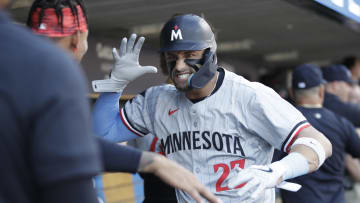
[330, 82, 338, 91]
[70, 31, 80, 53]
[318, 85, 325, 100]
[288, 88, 295, 101]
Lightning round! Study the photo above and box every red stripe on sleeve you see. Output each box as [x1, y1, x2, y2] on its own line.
[119, 109, 143, 137]
[285, 123, 311, 153]
[150, 137, 159, 152]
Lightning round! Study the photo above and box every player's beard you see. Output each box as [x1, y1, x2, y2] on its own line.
[171, 71, 193, 92]
[174, 82, 190, 92]
[173, 77, 191, 92]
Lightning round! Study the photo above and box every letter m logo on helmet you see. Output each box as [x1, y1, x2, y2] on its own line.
[160, 14, 216, 53]
[170, 25, 183, 41]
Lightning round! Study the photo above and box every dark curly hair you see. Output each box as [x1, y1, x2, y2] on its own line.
[26, 0, 88, 33]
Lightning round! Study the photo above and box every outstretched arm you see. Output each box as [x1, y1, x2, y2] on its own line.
[92, 34, 157, 142]
[92, 92, 137, 142]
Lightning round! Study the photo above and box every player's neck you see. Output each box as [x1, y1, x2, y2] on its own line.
[299, 103, 322, 108]
[186, 72, 219, 100]
[297, 94, 324, 108]
[297, 100, 323, 108]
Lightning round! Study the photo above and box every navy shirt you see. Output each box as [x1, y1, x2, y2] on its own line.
[324, 92, 360, 127]
[281, 107, 360, 203]
[0, 10, 101, 203]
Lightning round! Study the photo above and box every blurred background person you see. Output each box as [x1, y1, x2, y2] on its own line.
[341, 56, 360, 105]
[279, 64, 360, 203]
[322, 65, 360, 201]
[340, 56, 360, 203]
[342, 56, 360, 82]
[322, 65, 360, 126]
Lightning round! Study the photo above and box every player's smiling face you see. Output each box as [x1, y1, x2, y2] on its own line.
[165, 50, 205, 91]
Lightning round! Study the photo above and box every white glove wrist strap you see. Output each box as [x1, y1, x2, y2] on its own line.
[275, 152, 309, 181]
[92, 79, 128, 93]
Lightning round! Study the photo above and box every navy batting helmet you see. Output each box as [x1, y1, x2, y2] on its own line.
[160, 14, 216, 53]
[160, 14, 218, 89]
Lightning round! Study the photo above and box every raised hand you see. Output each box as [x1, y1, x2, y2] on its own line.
[92, 34, 157, 92]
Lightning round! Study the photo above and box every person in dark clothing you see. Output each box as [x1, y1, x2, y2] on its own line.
[337, 58, 360, 202]
[0, 4, 102, 203]
[322, 64, 360, 126]
[278, 64, 360, 203]
[342, 56, 360, 81]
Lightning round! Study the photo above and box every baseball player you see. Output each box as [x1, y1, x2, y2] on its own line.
[92, 14, 332, 202]
[25, 3, 222, 203]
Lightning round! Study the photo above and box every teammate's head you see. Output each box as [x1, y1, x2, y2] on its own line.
[291, 64, 326, 105]
[160, 14, 217, 91]
[342, 56, 360, 81]
[323, 64, 355, 102]
[27, 0, 89, 61]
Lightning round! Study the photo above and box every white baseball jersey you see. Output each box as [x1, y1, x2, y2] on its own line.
[127, 133, 162, 153]
[120, 69, 308, 203]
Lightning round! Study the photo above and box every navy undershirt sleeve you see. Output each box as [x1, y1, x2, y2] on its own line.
[97, 137, 142, 173]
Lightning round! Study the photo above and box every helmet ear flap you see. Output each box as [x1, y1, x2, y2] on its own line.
[187, 49, 218, 89]
[184, 48, 211, 72]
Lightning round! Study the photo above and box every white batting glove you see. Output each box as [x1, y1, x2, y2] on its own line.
[227, 162, 287, 201]
[92, 34, 157, 92]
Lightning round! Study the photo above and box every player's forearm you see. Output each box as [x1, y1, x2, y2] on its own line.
[291, 126, 332, 172]
[290, 145, 321, 172]
[345, 154, 360, 182]
[92, 92, 122, 138]
[271, 126, 332, 184]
